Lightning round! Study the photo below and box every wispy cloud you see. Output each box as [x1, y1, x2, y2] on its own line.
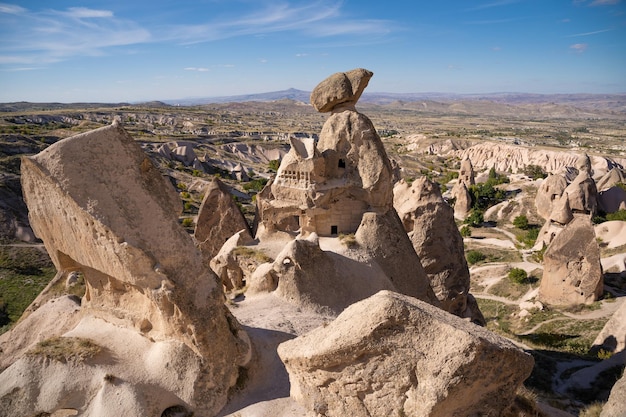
[570, 43, 588, 53]
[466, 0, 521, 11]
[184, 67, 209, 72]
[590, 0, 621, 5]
[566, 28, 613, 37]
[0, 1, 395, 67]
[0, 3, 150, 65]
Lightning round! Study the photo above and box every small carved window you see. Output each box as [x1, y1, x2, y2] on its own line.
[338, 159, 346, 168]
[331, 225, 338, 235]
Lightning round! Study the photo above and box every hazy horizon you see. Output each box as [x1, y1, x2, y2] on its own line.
[1, 0, 625, 103]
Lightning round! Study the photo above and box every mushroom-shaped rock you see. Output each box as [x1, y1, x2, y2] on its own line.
[277, 290, 534, 417]
[310, 68, 373, 113]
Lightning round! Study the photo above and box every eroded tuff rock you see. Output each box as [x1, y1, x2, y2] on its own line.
[601, 372, 626, 417]
[538, 215, 603, 306]
[394, 178, 484, 323]
[560, 154, 598, 215]
[450, 157, 475, 220]
[310, 68, 372, 113]
[592, 299, 626, 355]
[596, 167, 626, 192]
[535, 174, 568, 220]
[597, 167, 626, 214]
[256, 69, 394, 238]
[278, 290, 533, 417]
[195, 177, 252, 260]
[270, 234, 396, 315]
[2, 122, 251, 417]
[210, 230, 254, 291]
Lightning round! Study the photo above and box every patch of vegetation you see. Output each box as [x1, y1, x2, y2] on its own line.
[181, 218, 194, 228]
[338, 233, 358, 248]
[464, 209, 484, 227]
[522, 164, 548, 180]
[268, 159, 280, 172]
[27, 337, 102, 362]
[606, 209, 626, 222]
[460, 225, 472, 237]
[508, 267, 528, 284]
[466, 250, 486, 265]
[468, 182, 507, 211]
[242, 178, 268, 193]
[513, 215, 529, 230]
[0, 246, 55, 331]
[232, 246, 272, 263]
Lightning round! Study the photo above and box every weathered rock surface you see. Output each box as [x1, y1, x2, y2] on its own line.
[454, 142, 624, 178]
[560, 154, 598, 215]
[592, 299, 626, 354]
[277, 290, 533, 417]
[3, 122, 251, 416]
[599, 186, 626, 214]
[536, 174, 568, 220]
[458, 157, 475, 186]
[601, 371, 626, 417]
[451, 181, 472, 220]
[195, 177, 252, 260]
[354, 211, 440, 307]
[539, 215, 604, 306]
[210, 230, 254, 291]
[256, 68, 394, 237]
[310, 68, 372, 113]
[597, 167, 626, 192]
[394, 178, 481, 322]
[271, 234, 396, 315]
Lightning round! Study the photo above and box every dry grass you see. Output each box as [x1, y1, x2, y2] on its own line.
[27, 337, 102, 363]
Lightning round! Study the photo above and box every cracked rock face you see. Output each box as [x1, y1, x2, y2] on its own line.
[278, 291, 533, 417]
[4, 122, 251, 416]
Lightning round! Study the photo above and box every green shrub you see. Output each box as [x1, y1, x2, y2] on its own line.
[242, 178, 268, 193]
[508, 267, 528, 284]
[606, 209, 626, 221]
[268, 160, 280, 172]
[460, 225, 472, 237]
[181, 218, 194, 228]
[466, 250, 486, 265]
[513, 215, 529, 230]
[464, 210, 484, 227]
[523, 164, 548, 180]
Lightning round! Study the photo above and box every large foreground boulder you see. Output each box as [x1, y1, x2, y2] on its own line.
[601, 372, 626, 417]
[592, 299, 626, 355]
[539, 215, 603, 306]
[278, 291, 533, 417]
[3, 122, 251, 416]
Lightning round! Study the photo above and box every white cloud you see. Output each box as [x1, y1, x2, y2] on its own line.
[64, 7, 113, 19]
[590, 0, 621, 6]
[184, 67, 209, 72]
[570, 43, 588, 53]
[0, 3, 25, 14]
[566, 28, 612, 37]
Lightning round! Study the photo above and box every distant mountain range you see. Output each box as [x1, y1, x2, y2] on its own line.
[163, 88, 626, 110]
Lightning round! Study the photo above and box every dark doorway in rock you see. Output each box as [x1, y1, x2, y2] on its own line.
[338, 159, 346, 168]
[331, 225, 338, 235]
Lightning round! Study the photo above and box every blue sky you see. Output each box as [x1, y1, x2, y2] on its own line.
[0, 0, 624, 102]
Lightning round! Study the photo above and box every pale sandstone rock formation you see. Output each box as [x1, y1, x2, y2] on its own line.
[256, 68, 393, 238]
[458, 156, 475, 186]
[210, 230, 254, 291]
[277, 291, 533, 417]
[393, 178, 484, 323]
[2, 123, 251, 416]
[310, 68, 372, 113]
[601, 372, 626, 417]
[597, 168, 626, 214]
[535, 174, 568, 220]
[195, 177, 252, 260]
[597, 167, 626, 192]
[592, 299, 626, 355]
[451, 181, 472, 220]
[538, 215, 603, 306]
[560, 154, 598, 215]
[454, 142, 624, 178]
[271, 234, 397, 315]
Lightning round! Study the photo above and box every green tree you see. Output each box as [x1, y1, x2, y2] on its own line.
[268, 159, 280, 172]
[466, 250, 486, 265]
[513, 215, 529, 230]
[508, 268, 528, 284]
[460, 225, 472, 237]
[464, 210, 484, 227]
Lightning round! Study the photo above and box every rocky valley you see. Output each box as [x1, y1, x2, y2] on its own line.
[0, 71, 625, 417]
